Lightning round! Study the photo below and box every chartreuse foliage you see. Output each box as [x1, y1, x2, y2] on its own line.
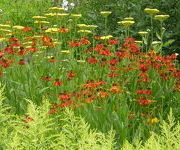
[121, 109, 180, 150]
[1, 84, 180, 149]
[0, 83, 115, 150]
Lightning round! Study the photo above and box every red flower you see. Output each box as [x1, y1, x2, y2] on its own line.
[54, 100, 72, 107]
[24, 117, 34, 123]
[94, 36, 101, 40]
[41, 35, 54, 47]
[27, 47, 37, 53]
[67, 72, 76, 79]
[108, 39, 119, 45]
[11, 42, 21, 47]
[58, 93, 71, 101]
[98, 91, 109, 98]
[18, 59, 26, 65]
[22, 27, 32, 32]
[0, 59, 13, 68]
[99, 49, 112, 56]
[31, 39, 37, 46]
[53, 79, 62, 86]
[174, 72, 180, 79]
[69, 40, 81, 47]
[9, 37, 18, 42]
[87, 56, 98, 64]
[139, 72, 149, 77]
[3, 46, 14, 55]
[58, 27, 69, 33]
[109, 66, 118, 70]
[109, 58, 119, 66]
[48, 108, 58, 114]
[136, 89, 152, 95]
[116, 52, 126, 58]
[41, 76, 52, 81]
[93, 44, 105, 52]
[0, 52, 4, 58]
[138, 99, 154, 106]
[17, 47, 27, 56]
[48, 57, 57, 63]
[110, 86, 123, 94]
[85, 96, 95, 103]
[138, 78, 151, 83]
[108, 71, 120, 78]
[80, 38, 91, 45]
[124, 37, 135, 42]
[139, 64, 149, 72]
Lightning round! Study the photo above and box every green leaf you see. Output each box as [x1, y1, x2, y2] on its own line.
[156, 32, 162, 40]
[163, 39, 175, 47]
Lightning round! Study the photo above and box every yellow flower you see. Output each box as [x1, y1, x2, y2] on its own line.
[54, 41, 61, 45]
[0, 24, 11, 28]
[34, 21, 50, 24]
[77, 24, 87, 28]
[100, 35, 113, 40]
[100, 11, 112, 17]
[39, 46, 48, 49]
[147, 117, 160, 125]
[135, 41, 143, 44]
[57, 13, 69, 17]
[117, 21, 135, 27]
[71, 14, 82, 18]
[144, 8, 160, 15]
[32, 35, 43, 38]
[12, 25, 24, 30]
[0, 28, 11, 32]
[86, 25, 98, 30]
[138, 31, 148, 36]
[77, 60, 86, 63]
[154, 15, 170, 21]
[23, 41, 33, 45]
[32, 16, 47, 19]
[61, 50, 70, 54]
[77, 30, 92, 34]
[25, 46, 32, 49]
[6, 33, 13, 36]
[124, 17, 134, 21]
[152, 41, 161, 45]
[45, 28, 59, 33]
[49, 7, 64, 11]
[0, 38, 7, 42]
[45, 55, 54, 59]
[44, 13, 55, 17]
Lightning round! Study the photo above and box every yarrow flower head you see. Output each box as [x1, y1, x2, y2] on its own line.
[100, 35, 113, 40]
[154, 15, 170, 21]
[49, 7, 64, 11]
[144, 8, 160, 15]
[138, 31, 148, 36]
[71, 14, 82, 19]
[124, 17, 134, 21]
[32, 16, 47, 19]
[77, 30, 92, 34]
[100, 11, 112, 17]
[12, 25, 24, 30]
[117, 21, 135, 27]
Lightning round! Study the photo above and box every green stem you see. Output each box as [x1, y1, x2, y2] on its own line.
[150, 15, 154, 45]
[160, 21, 163, 54]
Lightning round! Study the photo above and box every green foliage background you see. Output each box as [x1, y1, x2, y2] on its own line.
[0, 0, 179, 55]
[75, 0, 180, 55]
